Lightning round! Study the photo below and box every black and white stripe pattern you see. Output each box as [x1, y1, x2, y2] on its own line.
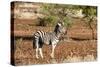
[33, 22, 65, 59]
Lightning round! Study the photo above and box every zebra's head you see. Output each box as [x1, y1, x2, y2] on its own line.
[54, 21, 66, 36]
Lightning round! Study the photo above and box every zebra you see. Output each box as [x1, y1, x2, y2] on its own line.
[33, 22, 66, 59]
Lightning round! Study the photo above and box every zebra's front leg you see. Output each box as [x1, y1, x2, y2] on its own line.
[50, 44, 56, 58]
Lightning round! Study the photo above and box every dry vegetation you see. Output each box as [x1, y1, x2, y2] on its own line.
[14, 39, 97, 66]
[12, 18, 97, 66]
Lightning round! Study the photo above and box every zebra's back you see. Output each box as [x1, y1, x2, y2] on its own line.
[34, 30, 59, 46]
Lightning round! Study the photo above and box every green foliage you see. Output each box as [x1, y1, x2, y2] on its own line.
[40, 4, 55, 15]
[82, 6, 97, 17]
[81, 6, 97, 39]
[39, 3, 97, 35]
[39, 3, 73, 28]
[69, 5, 97, 17]
[63, 17, 72, 28]
[43, 15, 58, 26]
[81, 6, 97, 29]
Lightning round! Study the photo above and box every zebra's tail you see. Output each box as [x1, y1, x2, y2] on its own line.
[33, 36, 36, 49]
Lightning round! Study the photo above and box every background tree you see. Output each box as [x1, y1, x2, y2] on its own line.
[82, 6, 97, 39]
[38, 4, 72, 28]
[38, 4, 97, 39]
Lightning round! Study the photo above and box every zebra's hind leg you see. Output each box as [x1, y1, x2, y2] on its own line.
[39, 48, 43, 58]
[35, 38, 39, 59]
[38, 36, 44, 58]
[36, 48, 39, 59]
[50, 44, 56, 58]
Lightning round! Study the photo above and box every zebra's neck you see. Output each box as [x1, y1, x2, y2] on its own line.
[53, 32, 61, 39]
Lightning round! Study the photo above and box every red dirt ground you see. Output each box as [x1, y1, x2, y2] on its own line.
[14, 40, 97, 65]
[12, 18, 97, 65]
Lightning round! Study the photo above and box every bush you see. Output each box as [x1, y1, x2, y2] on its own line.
[63, 17, 72, 28]
[38, 15, 58, 26]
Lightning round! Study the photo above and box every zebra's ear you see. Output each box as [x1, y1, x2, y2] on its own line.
[57, 22, 61, 26]
[57, 22, 64, 27]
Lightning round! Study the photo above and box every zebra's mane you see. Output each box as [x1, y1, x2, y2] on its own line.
[54, 23, 61, 35]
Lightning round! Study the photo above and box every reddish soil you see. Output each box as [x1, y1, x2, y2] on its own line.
[12, 18, 97, 65]
[14, 40, 97, 65]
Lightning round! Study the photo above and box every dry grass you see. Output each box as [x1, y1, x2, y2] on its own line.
[12, 18, 97, 66]
[14, 39, 97, 66]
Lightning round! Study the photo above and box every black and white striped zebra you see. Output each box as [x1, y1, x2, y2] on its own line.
[33, 22, 66, 59]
